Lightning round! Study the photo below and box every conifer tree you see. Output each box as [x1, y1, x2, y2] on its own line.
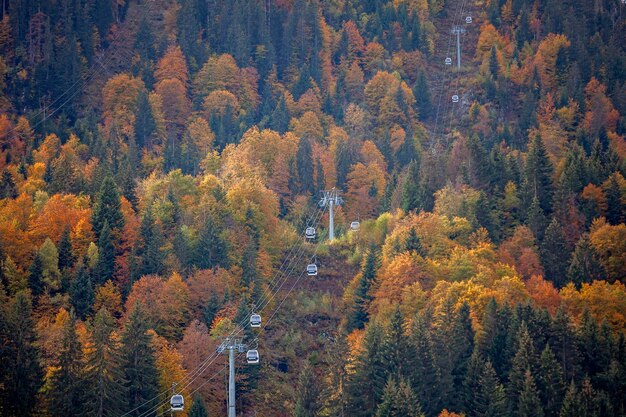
[522, 134, 554, 215]
[294, 362, 321, 417]
[540, 218, 569, 287]
[475, 361, 508, 417]
[120, 305, 159, 416]
[559, 381, 580, 417]
[410, 314, 441, 416]
[85, 308, 125, 417]
[567, 234, 606, 287]
[478, 298, 510, 378]
[525, 195, 547, 241]
[92, 176, 124, 237]
[135, 90, 156, 149]
[376, 377, 424, 417]
[537, 343, 564, 417]
[95, 221, 116, 285]
[413, 70, 431, 120]
[58, 226, 76, 271]
[0, 170, 18, 199]
[402, 159, 426, 212]
[517, 370, 543, 417]
[296, 137, 315, 195]
[45, 312, 85, 417]
[28, 253, 44, 297]
[188, 395, 209, 417]
[0, 292, 42, 416]
[195, 215, 229, 269]
[137, 207, 164, 277]
[203, 291, 221, 330]
[452, 303, 475, 408]
[462, 350, 485, 413]
[346, 247, 378, 332]
[604, 174, 624, 225]
[70, 263, 94, 320]
[550, 309, 580, 382]
[508, 322, 538, 413]
[404, 227, 424, 256]
[383, 308, 410, 379]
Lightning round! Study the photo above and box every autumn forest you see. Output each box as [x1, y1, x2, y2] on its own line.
[0, 0, 625, 416]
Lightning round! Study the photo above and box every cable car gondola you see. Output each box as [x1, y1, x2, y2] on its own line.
[445, 57, 452, 65]
[247, 349, 259, 364]
[465, 16, 472, 23]
[305, 226, 316, 239]
[350, 221, 360, 231]
[250, 313, 261, 328]
[170, 394, 184, 412]
[306, 263, 318, 276]
[452, 94, 459, 103]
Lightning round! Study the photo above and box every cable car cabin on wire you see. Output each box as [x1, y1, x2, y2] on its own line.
[250, 313, 261, 328]
[452, 94, 459, 103]
[445, 57, 452, 65]
[305, 226, 316, 239]
[170, 394, 184, 412]
[350, 221, 360, 231]
[465, 16, 472, 23]
[307, 263, 318, 276]
[247, 349, 259, 364]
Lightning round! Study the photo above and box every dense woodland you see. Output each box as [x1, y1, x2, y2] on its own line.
[0, 0, 625, 416]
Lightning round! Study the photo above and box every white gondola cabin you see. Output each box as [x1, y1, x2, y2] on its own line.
[465, 16, 472, 23]
[306, 263, 318, 276]
[305, 227, 316, 239]
[452, 94, 459, 103]
[350, 221, 360, 231]
[250, 313, 261, 328]
[247, 349, 260, 364]
[170, 394, 184, 412]
[445, 57, 452, 65]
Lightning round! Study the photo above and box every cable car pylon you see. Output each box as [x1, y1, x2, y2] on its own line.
[319, 188, 343, 241]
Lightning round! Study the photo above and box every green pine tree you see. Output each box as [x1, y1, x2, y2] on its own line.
[383, 308, 410, 379]
[567, 234, 606, 287]
[85, 308, 126, 417]
[188, 395, 209, 417]
[559, 381, 580, 417]
[44, 312, 85, 417]
[507, 322, 537, 412]
[517, 370, 543, 417]
[94, 221, 116, 285]
[525, 194, 547, 241]
[475, 361, 508, 417]
[70, 263, 94, 320]
[120, 305, 159, 416]
[402, 159, 426, 212]
[537, 343, 565, 417]
[604, 174, 624, 225]
[203, 291, 221, 330]
[28, 253, 44, 297]
[91, 176, 124, 236]
[346, 247, 378, 332]
[194, 214, 230, 269]
[296, 136, 315, 195]
[413, 70, 432, 120]
[522, 134, 554, 215]
[294, 362, 321, 417]
[540, 218, 569, 287]
[137, 206, 164, 277]
[409, 314, 441, 416]
[376, 377, 424, 417]
[57, 226, 76, 271]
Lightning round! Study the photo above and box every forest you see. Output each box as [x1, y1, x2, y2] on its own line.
[0, 0, 625, 416]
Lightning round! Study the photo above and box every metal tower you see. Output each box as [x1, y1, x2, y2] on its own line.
[217, 338, 245, 417]
[451, 25, 466, 69]
[319, 189, 343, 241]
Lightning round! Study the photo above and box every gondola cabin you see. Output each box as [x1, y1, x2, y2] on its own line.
[350, 221, 360, 231]
[305, 227, 316, 239]
[170, 394, 184, 412]
[445, 57, 452, 65]
[247, 349, 260, 364]
[452, 94, 459, 103]
[306, 263, 318, 276]
[250, 314, 261, 328]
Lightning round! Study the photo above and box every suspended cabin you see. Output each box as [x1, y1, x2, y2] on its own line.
[466, 16, 472, 23]
[170, 394, 184, 412]
[445, 57, 452, 65]
[306, 263, 318, 276]
[247, 349, 260, 364]
[305, 227, 316, 239]
[452, 94, 459, 103]
[250, 313, 261, 328]
[350, 221, 360, 231]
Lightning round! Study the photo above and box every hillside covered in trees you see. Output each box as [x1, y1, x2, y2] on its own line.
[0, 0, 625, 416]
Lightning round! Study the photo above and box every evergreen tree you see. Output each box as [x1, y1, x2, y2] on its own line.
[478, 298, 510, 379]
[92, 176, 124, 237]
[475, 361, 508, 417]
[567, 234, 606, 287]
[85, 308, 125, 417]
[270, 95, 290, 133]
[346, 322, 387, 416]
[294, 362, 321, 417]
[202, 291, 221, 330]
[70, 263, 94, 320]
[57, 226, 76, 271]
[28, 253, 44, 297]
[451, 302, 475, 408]
[605, 174, 624, 225]
[489, 45, 500, 77]
[346, 247, 378, 332]
[137, 207, 164, 277]
[241, 241, 258, 290]
[94, 221, 116, 285]
[376, 377, 424, 417]
[120, 305, 159, 416]
[540, 218, 569, 287]
[522, 134, 554, 215]
[507, 322, 537, 413]
[188, 395, 209, 417]
[525, 195, 547, 241]
[409, 314, 441, 416]
[402, 159, 426, 212]
[383, 308, 410, 379]
[463, 350, 485, 413]
[0, 170, 18, 199]
[404, 227, 424, 256]
[0, 292, 42, 416]
[135, 90, 156, 149]
[559, 381, 580, 417]
[45, 312, 85, 417]
[296, 137, 315, 195]
[194, 214, 229, 269]
[537, 343, 565, 417]
[518, 370, 543, 417]
[550, 309, 580, 382]
[413, 70, 432, 120]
